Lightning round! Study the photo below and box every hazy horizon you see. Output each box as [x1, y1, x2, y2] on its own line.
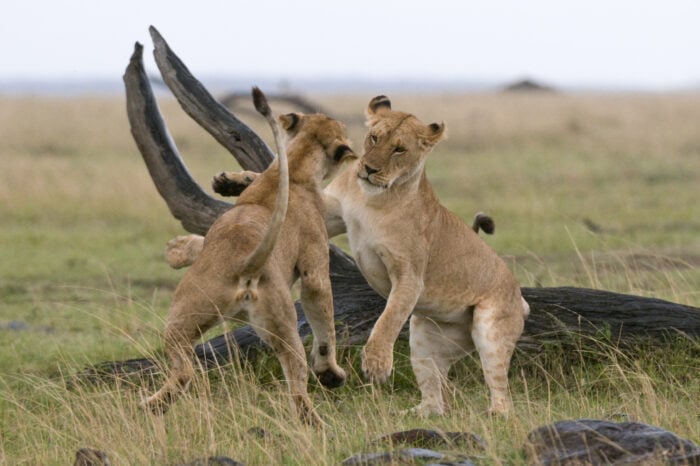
[3, 0, 700, 95]
[2, 73, 699, 97]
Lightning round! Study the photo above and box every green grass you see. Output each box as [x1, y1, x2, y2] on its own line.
[1, 93, 699, 464]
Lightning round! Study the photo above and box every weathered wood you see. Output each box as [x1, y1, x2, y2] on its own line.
[520, 286, 700, 341]
[219, 91, 334, 118]
[101, 30, 700, 381]
[149, 26, 274, 173]
[143, 27, 357, 270]
[124, 42, 231, 236]
[190, 251, 700, 367]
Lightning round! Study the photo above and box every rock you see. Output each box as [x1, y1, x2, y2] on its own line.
[372, 428, 486, 451]
[342, 448, 447, 465]
[246, 426, 268, 439]
[74, 448, 111, 466]
[341, 451, 394, 465]
[343, 428, 485, 464]
[524, 419, 700, 465]
[175, 456, 244, 466]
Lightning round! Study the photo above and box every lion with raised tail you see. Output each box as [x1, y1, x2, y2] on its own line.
[143, 87, 354, 425]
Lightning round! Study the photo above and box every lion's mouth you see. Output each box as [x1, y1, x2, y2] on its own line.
[357, 173, 388, 190]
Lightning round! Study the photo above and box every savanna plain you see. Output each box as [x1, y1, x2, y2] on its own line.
[1, 91, 699, 464]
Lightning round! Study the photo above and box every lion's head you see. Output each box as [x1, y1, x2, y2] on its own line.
[356, 96, 446, 194]
[279, 112, 356, 181]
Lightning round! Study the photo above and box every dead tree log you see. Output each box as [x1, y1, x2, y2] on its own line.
[219, 91, 334, 119]
[103, 29, 700, 379]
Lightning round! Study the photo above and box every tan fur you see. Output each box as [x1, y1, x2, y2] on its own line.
[323, 96, 530, 416]
[143, 101, 355, 424]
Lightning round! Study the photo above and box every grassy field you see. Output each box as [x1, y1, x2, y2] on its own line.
[0, 91, 699, 464]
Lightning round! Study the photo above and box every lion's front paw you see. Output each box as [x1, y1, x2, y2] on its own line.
[165, 235, 203, 269]
[361, 343, 393, 383]
[212, 171, 256, 197]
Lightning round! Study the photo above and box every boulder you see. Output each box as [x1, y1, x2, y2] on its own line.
[524, 419, 700, 465]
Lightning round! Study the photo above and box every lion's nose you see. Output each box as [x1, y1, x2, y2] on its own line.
[364, 164, 379, 175]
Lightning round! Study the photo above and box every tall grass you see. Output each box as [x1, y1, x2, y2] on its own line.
[1, 92, 698, 464]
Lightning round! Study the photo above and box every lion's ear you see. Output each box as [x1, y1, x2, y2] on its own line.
[365, 96, 391, 126]
[365, 95, 392, 124]
[333, 144, 356, 162]
[424, 122, 446, 146]
[279, 113, 302, 132]
[367, 95, 391, 114]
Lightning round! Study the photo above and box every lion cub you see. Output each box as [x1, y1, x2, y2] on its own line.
[323, 96, 530, 416]
[143, 88, 354, 424]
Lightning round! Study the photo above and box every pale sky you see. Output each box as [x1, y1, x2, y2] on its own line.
[2, 0, 700, 91]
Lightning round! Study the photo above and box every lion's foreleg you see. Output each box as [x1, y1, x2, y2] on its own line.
[362, 277, 422, 383]
[211, 170, 260, 197]
[299, 267, 347, 389]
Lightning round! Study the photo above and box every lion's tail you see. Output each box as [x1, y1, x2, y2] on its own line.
[472, 212, 495, 235]
[236, 87, 289, 301]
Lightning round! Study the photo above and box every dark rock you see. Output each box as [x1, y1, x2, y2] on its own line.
[425, 461, 478, 466]
[373, 428, 486, 451]
[525, 419, 700, 465]
[397, 448, 447, 462]
[175, 456, 244, 466]
[341, 451, 394, 465]
[342, 446, 483, 465]
[74, 448, 111, 466]
[246, 426, 268, 439]
[342, 448, 446, 465]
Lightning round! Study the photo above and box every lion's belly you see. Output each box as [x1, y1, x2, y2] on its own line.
[414, 295, 473, 323]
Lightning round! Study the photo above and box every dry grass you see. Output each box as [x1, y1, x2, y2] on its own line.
[0, 91, 698, 464]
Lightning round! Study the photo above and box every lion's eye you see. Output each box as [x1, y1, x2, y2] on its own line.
[369, 134, 378, 146]
[393, 146, 406, 155]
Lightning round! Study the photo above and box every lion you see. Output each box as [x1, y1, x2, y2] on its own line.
[142, 88, 353, 424]
[164, 97, 521, 417]
[321, 95, 530, 416]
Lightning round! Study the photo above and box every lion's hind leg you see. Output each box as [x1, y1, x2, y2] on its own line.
[471, 297, 524, 415]
[142, 283, 229, 413]
[249, 286, 323, 425]
[142, 324, 200, 413]
[408, 314, 473, 417]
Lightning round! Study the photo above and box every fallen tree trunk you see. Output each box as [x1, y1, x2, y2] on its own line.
[186, 249, 700, 369]
[89, 30, 699, 381]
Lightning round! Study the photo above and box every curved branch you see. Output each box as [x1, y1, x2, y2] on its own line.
[123, 42, 232, 236]
[149, 26, 274, 172]
[219, 92, 334, 118]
